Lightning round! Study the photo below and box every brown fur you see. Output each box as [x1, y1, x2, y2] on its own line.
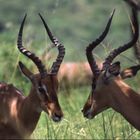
[58, 62, 102, 88]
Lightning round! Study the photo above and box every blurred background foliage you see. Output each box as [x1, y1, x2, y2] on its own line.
[0, 0, 139, 88]
[0, 0, 139, 90]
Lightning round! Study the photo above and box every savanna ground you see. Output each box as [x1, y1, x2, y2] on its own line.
[0, 0, 140, 139]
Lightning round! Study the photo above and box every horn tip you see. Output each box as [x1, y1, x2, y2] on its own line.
[24, 13, 27, 19]
[38, 13, 43, 20]
[111, 9, 115, 17]
[38, 13, 41, 17]
[18, 61, 24, 68]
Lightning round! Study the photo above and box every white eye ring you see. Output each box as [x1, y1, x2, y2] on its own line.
[42, 84, 48, 93]
[38, 86, 45, 93]
[105, 70, 111, 78]
[38, 84, 50, 97]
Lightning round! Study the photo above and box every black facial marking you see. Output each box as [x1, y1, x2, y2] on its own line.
[38, 81, 46, 94]
[91, 77, 96, 91]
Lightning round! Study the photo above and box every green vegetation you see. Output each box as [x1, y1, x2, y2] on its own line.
[0, 0, 138, 62]
[0, 0, 140, 139]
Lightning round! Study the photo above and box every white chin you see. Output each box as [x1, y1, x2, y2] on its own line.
[87, 114, 93, 119]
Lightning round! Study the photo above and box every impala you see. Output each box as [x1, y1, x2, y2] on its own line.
[82, 2, 140, 131]
[58, 62, 93, 88]
[0, 14, 65, 139]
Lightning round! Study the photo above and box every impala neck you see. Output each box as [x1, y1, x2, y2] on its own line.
[18, 86, 42, 137]
[110, 77, 140, 130]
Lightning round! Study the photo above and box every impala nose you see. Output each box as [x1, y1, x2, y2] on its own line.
[82, 108, 94, 119]
[52, 113, 63, 122]
[83, 111, 93, 119]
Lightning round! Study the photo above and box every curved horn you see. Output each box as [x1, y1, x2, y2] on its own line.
[17, 14, 47, 78]
[39, 13, 65, 74]
[86, 9, 115, 79]
[103, 8, 139, 70]
[124, 0, 140, 10]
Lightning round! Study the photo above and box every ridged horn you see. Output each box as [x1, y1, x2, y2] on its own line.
[17, 14, 47, 78]
[86, 9, 115, 79]
[39, 13, 65, 74]
[103, 8, 139, 70]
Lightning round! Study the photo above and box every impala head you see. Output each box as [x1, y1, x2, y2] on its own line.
[82, 5, 139, 119]
[17, 14, 65, 122]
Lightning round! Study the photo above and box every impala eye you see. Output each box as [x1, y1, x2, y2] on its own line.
[38, 87, 46, 94]
[38, 85, 49, 101]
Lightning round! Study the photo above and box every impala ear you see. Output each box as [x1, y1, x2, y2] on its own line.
[120, 65, 140, 79]
[108, 61, 121, 76]
[18, 61, 34, 80]
[104, 61, 121, 83]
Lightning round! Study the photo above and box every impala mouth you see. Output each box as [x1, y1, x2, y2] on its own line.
[51, 113, 63, 122]
[42, 102, 63, 122]
[82, 101, 95, 119]
[83, 111, 94, 119]
[82, 108, 94, 119]
[82, 106, 109, 119]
